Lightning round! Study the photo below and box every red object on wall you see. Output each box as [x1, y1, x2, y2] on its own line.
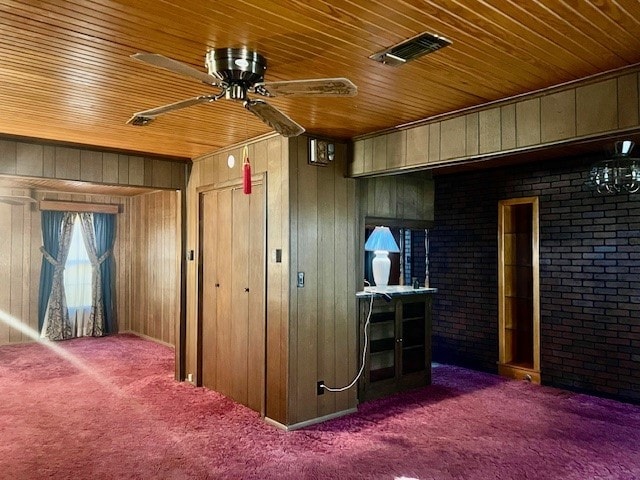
[242, 145, 251, 195]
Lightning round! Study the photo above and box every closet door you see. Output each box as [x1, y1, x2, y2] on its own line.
[201, 187, 234, 396]
[214, 188, 234, 398]
[230, 187, 250, 405]
[199, 180, 265, 413]
[200, 190, 218, 389]
[246, 182, 265, 412]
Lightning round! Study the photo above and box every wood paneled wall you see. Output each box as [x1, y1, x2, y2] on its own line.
[0, 138, 186, 189]
[120, 190, 181, 346]
[187, 134, 291, 424]
[188, 134, 359, 426]
[0, 137, 183, 347]
[360, 174, 434, 225]
[0, 186, 179, 347]
[351, 67, 640, 176]
[0, 189, 40, 343]
[0, 188, 127, 344]
[287, 136, 358, 425]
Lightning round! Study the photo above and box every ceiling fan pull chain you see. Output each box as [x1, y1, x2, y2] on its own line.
[243, 145, 252, 195]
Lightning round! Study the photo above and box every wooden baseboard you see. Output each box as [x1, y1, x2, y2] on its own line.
[119, 330, 175, 349]
[265, 407, 358, 431]
[498, 363, 541, 384]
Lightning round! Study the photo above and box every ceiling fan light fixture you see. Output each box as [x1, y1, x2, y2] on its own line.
[129, 48, 356, 137]
[205, 48, 267, 84]
[234, 58, 250, 68]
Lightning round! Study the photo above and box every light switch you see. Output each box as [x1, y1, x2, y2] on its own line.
[297, 272, 305, 288]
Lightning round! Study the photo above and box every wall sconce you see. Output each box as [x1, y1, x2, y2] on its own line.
[364, 226, 400, 287]
[309, 138, 335, 166]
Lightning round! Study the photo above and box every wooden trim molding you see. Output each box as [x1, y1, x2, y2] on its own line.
[351, 66, 640, 177]
[39, 199, 120, 214]
[497, 196, 540, 383]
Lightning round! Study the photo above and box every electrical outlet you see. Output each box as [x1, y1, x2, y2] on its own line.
[187, 373, 193, 382]
[297, 272, 305, 288]
[317, 380, 324, 395]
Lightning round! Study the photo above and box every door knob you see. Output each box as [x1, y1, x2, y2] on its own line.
[244, 287, 250, 292]
[215, 283, 220, 287]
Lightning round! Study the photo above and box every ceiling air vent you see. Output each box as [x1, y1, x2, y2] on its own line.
[370, 31, 452, 66]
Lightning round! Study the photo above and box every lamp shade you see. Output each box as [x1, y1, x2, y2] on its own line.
[364, 226, 400, 252]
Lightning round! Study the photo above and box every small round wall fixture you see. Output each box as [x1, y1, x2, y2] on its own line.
[227, 154, 235, 168]
[587, 140, 640, 194]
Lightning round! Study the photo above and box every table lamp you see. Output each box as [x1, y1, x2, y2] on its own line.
[364, 226, 400, 287]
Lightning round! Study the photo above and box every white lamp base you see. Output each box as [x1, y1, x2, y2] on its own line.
[371, 250, 391, 287]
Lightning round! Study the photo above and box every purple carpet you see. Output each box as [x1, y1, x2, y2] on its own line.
[0, 334, 639, 479]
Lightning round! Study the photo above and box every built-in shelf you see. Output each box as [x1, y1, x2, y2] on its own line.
[498, 197, 540, 384]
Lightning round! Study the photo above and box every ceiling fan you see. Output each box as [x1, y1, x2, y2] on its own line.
[127, 48, 357, 137]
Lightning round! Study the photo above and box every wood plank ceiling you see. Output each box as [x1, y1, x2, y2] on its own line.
[1, 1, 639, 160]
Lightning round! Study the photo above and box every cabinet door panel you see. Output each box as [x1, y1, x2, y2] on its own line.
[200, 181, 266, 413]
[359, 294, 431, 402]
[231, 187, 250, 405]
[247, 182, 265, 413]
[201, 191, 218, 390]
[215, 188, 234, 398]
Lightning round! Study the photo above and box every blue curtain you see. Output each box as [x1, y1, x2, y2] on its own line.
[38, 211, 65, 331]
[93, 213, 117, 334]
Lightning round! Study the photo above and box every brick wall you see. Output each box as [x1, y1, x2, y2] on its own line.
[431, 154, 640, 403]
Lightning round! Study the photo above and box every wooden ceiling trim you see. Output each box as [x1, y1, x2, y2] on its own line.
[39, 199, 120, 214]
[2, 1, 640, 158]
[0, 116, 204, 158]
[0, 174, 159, 197]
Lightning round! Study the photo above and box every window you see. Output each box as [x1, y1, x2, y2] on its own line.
[64, 215, 92, 309]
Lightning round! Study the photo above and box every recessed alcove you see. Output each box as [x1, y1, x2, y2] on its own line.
[498, 197, 540, 383]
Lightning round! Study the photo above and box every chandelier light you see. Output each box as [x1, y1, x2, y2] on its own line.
[587, 140, 640, 194]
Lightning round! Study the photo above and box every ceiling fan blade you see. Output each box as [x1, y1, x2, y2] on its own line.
[131, 53, 222, 87]
[244, 100, 305, 137]
[256, 78, 357, 97]
[127, 95, 218, 125]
